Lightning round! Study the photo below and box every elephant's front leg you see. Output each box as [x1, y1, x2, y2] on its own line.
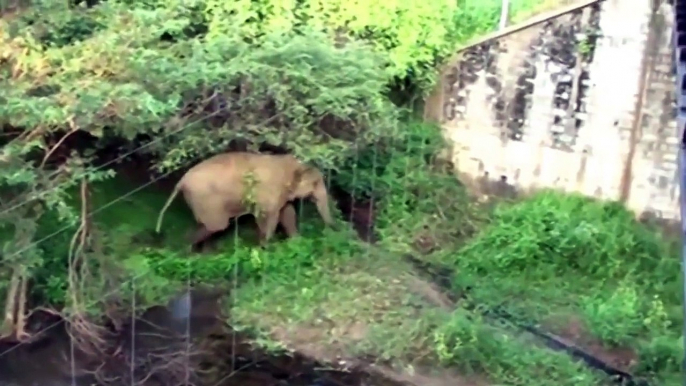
[256, 210, 280, 245]
[279, 203, 299, 237]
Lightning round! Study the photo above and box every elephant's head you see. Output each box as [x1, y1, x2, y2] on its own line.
[289, 164, 333, 226]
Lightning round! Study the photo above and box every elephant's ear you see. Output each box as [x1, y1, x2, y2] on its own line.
[292, 167, 305, 186]
[293, 165, 315, 185]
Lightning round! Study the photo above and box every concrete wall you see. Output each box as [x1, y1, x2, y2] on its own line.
[425, 0, 679, 221]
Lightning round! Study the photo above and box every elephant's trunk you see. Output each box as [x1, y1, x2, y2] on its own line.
[313, 185, 333, 225]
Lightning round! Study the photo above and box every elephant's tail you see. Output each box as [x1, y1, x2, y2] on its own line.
[156, 182, 182, 234]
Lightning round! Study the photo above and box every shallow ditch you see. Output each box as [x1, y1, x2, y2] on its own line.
[0, 167, 388, 386]
[0, 290, 400, 386]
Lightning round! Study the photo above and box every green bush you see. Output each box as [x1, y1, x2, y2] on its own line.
[433, 310, 601, 386]
[637, 334, 683, 377]
[357, 120, 487, 255]
[456, 192, 678, 281]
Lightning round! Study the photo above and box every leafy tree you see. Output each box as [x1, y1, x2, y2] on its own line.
[0, 0, 401, 338]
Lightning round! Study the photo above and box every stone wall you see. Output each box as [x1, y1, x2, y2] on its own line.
[425, 0, 679, 221]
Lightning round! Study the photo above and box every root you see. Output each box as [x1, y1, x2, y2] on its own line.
[15, 275, 28, 341]
[40, 122, 79, 168]
[1, 269, 20, 337]
[66, 313, 109, 358]
[65, 178, 109, 356]
[0, 207, 38, 342]
[80, 335, 207, 386]
[1, 268, 30, 342]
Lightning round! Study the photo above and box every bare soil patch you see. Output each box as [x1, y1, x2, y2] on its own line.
[370, 364, 490, 386]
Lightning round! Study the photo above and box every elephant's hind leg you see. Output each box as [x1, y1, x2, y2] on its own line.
[190, 224, 215, 253]
[256, 211, 280, 245]
[187, 194, 233, 252]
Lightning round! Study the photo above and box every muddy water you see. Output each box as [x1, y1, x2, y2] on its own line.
[0, 291, 375, 386]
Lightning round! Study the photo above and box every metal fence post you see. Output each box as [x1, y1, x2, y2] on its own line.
[499, 0, 510, 30]
[673, 1, 686, 385]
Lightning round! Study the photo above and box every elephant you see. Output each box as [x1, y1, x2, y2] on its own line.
[155, 152, 333, 249]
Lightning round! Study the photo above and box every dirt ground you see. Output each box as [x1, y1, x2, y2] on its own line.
[554, 316, 638, 371]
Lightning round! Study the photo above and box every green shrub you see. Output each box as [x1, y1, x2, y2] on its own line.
[456, 192, 678, 281]
[450, 190, 683, 382]
[359, 119, 486, 255]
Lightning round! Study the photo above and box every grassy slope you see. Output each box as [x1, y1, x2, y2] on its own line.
[443, 192, 683, 385]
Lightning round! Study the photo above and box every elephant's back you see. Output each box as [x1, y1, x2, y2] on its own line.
[180, 151, 295, 200]
[180, 155, 244, 196]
